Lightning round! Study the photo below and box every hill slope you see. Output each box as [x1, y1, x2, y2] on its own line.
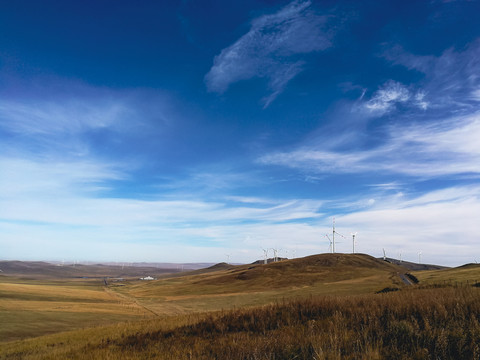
[193, 253, 403, 289]
[114, 253, 407, 315]
[381, 257, 448, 271]
[415, 263, 480, 285]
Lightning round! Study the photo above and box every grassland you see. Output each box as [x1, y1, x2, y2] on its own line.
[0, 276, 147, 342]
[1, 286, 480, 359]
[112, 254, 405, 315]
[415, 263, 480, 286]
[1, 254, 480, 359]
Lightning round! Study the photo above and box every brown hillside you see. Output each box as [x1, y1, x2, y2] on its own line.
[112, 253, 407, 316]
[194, 253, 402, 289]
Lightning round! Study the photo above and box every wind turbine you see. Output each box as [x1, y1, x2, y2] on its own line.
[262, 248, 268, 264]
[225, 253, 231, 264]
[418, 251, 422, 264]
[351, 232, 358, 254]
[383, 248, 386, 261]
[271, 248, 280, 262]
[331, 217, 345, 253]
[325, 234, 333, 253]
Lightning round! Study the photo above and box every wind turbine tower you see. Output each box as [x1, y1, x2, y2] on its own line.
[331, 217, 344, 253]
[262, 248, 268, 264]
[351, 232, 358, 254]
[418, 251, 422, 264]
[271, 248, 279, 262]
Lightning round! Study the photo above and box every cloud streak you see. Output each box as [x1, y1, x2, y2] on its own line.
[0, 154, 325, 262]
[2, 162, 478, 265]
[259, 113, 480, 177]
[336, 185, 480, 266]
[382, 39, 480, 112]
[205, 0, 332, 107]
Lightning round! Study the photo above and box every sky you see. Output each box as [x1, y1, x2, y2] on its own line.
[1, 0, 479, 266]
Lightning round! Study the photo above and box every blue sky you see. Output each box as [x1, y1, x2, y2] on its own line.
[1, 0, 479, 266]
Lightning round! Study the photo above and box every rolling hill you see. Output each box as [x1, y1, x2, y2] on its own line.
[2, 254, 480, 359]
[112, 253, 409, 315]
[415, 262, 480, 285]
[380, 257, 448, 271]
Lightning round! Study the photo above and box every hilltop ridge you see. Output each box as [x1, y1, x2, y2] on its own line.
[191, 253, 404, 289]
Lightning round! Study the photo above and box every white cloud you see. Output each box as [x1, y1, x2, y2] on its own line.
[336, 185, 480, 266]
[0, 154, 326, 262]
[364, 80, 411, 115]
[471, 89, 480, 101]
[259, 113, 480, 177]
[261, 61, 304, 108]
[0, 157, 125, 199]
[0, 154, 322, 227]
[382, 45, 435, 73]
[205, 0, 332, 107]
[0, 146, 478, 266]
[0, 83, 177, 162]
[382, 39, 480, 111]
[2, 181, 478, 266]
[414, 91, 429, 110]
[0, 98, 125, 136]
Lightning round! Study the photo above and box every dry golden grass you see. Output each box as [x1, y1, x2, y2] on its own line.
[415, 263, 480, 285]
[112, 254, 404, 315]
[0, 276, 147, 342]
[1, 286, 479, 359]
[0, 254, 403, 343]
[4, 253, 479, 358]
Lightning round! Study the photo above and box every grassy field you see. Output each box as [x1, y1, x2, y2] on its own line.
[1, 286, 480, 359]
[1, 254, 403, 342]
[2, 254, 480, 359]
[415, 263, 480, 286]
[112, 254, 405, 315]
[0, 276, 147, 342]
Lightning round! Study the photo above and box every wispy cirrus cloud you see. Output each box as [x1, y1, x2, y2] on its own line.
[0, 156, 125, 199]
[2, 165, 478, 265]
[259, 113, 480, 177]
[361, 80, 430, 116]
[0, 97, 126, 136]
[205, 0, 333, 107]
[382, 44, 436, 73]
[364, 80, 411, 115]
[382, 39, 480, 111]
[335, 184, 480, 266]
[0, 159, 323, 226]
[356, 38, 480, 120]
[0, 80, 182, 172]
[0, 154, 324, 261]
[0, 82, 175, 139]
